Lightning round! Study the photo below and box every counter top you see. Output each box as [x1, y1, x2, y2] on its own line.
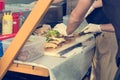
[12, 34, 95, 80]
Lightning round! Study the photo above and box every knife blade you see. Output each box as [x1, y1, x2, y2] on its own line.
[58, 43, 82, 55]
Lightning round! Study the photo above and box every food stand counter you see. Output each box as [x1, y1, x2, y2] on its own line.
[9, 34, 95, 80]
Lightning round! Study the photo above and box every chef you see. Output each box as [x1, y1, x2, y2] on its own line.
[66, 0, 119, 80]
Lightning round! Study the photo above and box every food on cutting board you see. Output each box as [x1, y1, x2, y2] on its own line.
[53, 23, 67, 36]
[46, 29, 61, 38]
[44, 29, 75, 50]
[33, 24, 51, 36]
[44, 42, 58, 49]
[44, 29, 66, 49]
[33, 23, 78, 50]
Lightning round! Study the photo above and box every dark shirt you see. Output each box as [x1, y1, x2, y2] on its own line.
[102, 0, 120, 79]
[86, 7, 110, 24]
[102, 0, 120, 67]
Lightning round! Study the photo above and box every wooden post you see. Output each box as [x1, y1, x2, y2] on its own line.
[0, 0, 53, 79]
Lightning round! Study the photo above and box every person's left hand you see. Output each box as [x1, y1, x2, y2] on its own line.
[81, 23, 102, 33]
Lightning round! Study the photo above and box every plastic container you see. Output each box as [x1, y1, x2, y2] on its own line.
[12, 12, 19, 33]
[0, 41, 3, 57]
[2, 12, 13, 34]
[0, 0, 5, 11]
[1, 35, 46, 61]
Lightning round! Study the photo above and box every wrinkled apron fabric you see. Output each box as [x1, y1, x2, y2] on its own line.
[90, 32, 118, 80]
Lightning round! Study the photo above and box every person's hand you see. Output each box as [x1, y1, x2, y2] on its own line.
[81, 23, 101, 33]
[53, 23, 68, 36]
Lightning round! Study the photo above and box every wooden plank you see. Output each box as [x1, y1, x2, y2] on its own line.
[0, 0, 53, 79]
[8, 63, 49, 77]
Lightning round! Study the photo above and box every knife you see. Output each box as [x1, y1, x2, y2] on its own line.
[79, 31, 101, 38]
[58, 42, 82, 55]
[79, 31, 92, 36]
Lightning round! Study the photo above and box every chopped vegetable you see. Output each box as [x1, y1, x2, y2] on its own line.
[46, 37, 51, 42]
[46, 30, 60, 38]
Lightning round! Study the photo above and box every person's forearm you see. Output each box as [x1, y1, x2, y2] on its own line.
[100, 24, 115, 32]
[67, 0, 94, 35]
[66, 17, 82, 35]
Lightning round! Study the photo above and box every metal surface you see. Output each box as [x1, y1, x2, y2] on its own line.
[58, 43, 82, 55]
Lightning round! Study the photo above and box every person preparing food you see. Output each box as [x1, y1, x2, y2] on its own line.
[65, 0, 119, 80]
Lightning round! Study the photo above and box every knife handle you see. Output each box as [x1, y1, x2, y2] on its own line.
[79, 32, 92, 36]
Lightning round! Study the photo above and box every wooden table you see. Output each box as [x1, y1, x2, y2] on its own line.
[8, 62, 49, 77]
[6, 35, 95, 80]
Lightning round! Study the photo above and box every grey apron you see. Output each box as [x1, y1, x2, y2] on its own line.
[102, 0, 120, 79]
[90, 32, 118, 80]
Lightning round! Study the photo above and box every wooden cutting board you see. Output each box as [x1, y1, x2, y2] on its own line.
[44, 34, 94, 57]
